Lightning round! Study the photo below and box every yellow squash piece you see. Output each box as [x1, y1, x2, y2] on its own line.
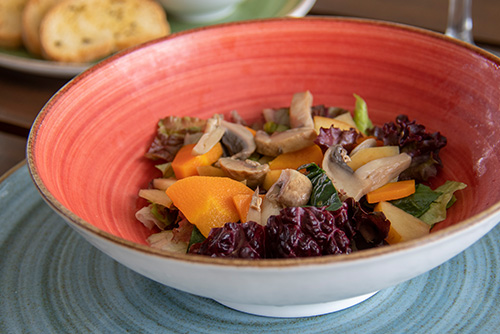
[375, 201, 430, 244]
[348, 146, 400, 171]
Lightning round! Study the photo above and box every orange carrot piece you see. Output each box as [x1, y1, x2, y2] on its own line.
[268, 145, 323, 170]
[171, 143, 223, 179]
[166, 176, 254, 237]
[244, 126, 257, 136]
[233, 194, 253, 223]
[366, 180, 416, 204]
[232, 193, 263, 222]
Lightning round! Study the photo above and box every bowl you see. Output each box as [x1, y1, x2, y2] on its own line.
[157, 0, 246, 22]
[27, 17, 500, 318]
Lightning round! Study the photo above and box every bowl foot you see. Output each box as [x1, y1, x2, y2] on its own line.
[215, 291, 378, 318]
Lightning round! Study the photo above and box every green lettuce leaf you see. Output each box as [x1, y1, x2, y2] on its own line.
[353, 94, 373, 135]
[390, 184, 442, 217]
[299, 163, 343, 211]
[419, 181, 467, 225]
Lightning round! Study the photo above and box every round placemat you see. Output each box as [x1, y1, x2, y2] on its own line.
[1, 165, 499, 333]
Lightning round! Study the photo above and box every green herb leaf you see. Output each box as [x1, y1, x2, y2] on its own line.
[353, 94, 373, 135]
[390, 183, 442, 217]
[299, 163, 343, 211]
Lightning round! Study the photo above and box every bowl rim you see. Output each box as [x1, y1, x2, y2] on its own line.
[26, 16, 500, 268]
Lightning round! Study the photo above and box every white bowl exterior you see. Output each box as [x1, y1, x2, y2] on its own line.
[62, 210, 499, 310]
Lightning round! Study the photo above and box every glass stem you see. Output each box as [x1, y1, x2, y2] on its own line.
[445, 0, 474, 44]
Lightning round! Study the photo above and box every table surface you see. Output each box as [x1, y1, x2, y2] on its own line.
[1, 0, 499, 176]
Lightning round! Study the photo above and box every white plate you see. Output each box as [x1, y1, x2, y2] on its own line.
[0, 0, 316, 78]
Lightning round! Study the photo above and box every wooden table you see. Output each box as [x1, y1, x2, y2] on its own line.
[1, 0, 498, 176]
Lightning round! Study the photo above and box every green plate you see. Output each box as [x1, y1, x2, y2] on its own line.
[0, 0, 315, 78]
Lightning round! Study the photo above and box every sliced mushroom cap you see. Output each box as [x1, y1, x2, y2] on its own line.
[183, 132, 204, 146]
[218, 157, 270, 188]
[289, 91, 314, 129]
[354, 153, 412, 194]
[260, 196, 284, 227]
[221, 120, 256, 160]
[322, 145, 365, 200]
[266, 169, 312, 207]
[323, 145, 412, 201]
[255, 127, 317, 157]
[262, 107, 290, 125]
[192, 114, 225, 155]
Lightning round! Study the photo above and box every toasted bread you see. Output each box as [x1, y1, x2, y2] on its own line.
[40, 0, 170, 63]
[0, 0, 29, 48]
[22, 0, 63, 56]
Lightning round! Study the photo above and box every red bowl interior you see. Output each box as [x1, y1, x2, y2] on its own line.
[28, 18, 500, 245]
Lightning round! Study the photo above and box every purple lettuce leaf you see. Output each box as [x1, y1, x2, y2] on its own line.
[189, 221, 266, 259]
[368, 115, 447, 182]
[314, 127, 361, 154]
[145, 116, 206, 162]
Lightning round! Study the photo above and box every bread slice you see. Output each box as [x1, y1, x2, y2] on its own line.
[22, 0, 63, 56]
[0, 0, 29, 48]
[39, 0, 170, 63]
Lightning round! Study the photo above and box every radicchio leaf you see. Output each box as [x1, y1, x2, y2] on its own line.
[145, 116, 206, 162]
[266, 206, 352, 258]
[343, 198, 390, 250]
[369, 114, 447, 182]
[189, 221, 266, 259]
[314, 126, 361, 154]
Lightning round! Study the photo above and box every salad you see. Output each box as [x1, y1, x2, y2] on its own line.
[136, 91, 466, 259]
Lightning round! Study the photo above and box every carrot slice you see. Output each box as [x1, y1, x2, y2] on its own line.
[171, 143, 223, 179]
[366, 180, 416, 204]
[166, 176, 254, 237]
[233, 194, 253, 223]
[268, 144, 323, 170]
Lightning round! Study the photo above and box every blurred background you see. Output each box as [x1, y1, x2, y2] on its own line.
[313, 0, 499, 47]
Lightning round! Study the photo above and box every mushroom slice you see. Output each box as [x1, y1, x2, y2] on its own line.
[260, 196, 284, 227]
[323, 145, 412, 201]
[255, 127, 317, 157]
[184, 132, 204, 146]
[192, 114, 225, 155]
[354, 153, 412, 194]
[322, 145, 365, 201]
[221, 120, 256, 160]
[246, 188, 264, 225]
[289, 91, 314, 129]
[266, 169, 312, 207]
[218, 158, 270, 188]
